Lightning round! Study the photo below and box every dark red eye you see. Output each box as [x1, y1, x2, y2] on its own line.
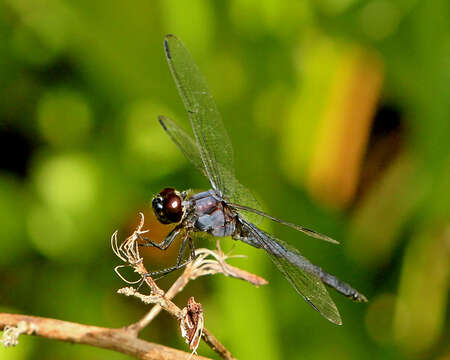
[152, 188, 183, 224]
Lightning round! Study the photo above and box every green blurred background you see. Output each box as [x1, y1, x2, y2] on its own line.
[0, 0, 448, 359]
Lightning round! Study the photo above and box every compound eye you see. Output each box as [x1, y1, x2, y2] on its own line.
[152, 196, 163, 213]
[164, 193, 182, 223]
[152, 196, 167, 223]
[152, 188, 183, 224]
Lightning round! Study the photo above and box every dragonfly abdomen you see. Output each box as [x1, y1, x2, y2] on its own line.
[316, 268, 368, 302]
[290, 253, 367, 303]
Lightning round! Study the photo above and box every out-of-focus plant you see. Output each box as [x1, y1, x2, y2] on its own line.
[0, 0, 448, 359]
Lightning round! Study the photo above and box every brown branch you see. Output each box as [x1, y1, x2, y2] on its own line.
[112, 215, 267, 360]
[201, 329, 234, 360]
[127, 242, 268, 334]
[116, 254, 236, 360]
[0, 313, 211, 360]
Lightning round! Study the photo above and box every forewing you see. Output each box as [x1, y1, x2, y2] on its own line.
[223, 173, 263, 224]
[240, 219, 342, 325]
[164, 34, 234, 196]
[158, 115, 262, 224]
[158, 115, 206, 177]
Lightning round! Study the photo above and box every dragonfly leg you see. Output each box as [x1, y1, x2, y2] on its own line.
[144, 258, 192, 280]
[144, 233, 196, 280]
[139, 227, 180, 250]
[188, 236, 196, 259]
[175, 232, 190, 266]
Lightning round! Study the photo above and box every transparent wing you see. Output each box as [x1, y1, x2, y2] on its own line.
[223, 173, 262, 224]
[240, 218, 342, 325]
[158, 115, 262, 224]
[229, 203, 339, 244]
[164, 34, 234, 196]
[158, 115, 206, 177]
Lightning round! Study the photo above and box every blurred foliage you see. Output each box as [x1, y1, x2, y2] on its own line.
[0, 1, 448, 359]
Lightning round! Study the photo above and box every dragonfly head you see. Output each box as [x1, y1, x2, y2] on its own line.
[152, 188, 183, 224]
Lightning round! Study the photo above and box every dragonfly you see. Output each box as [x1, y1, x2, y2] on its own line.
[145, 34, 367, 325]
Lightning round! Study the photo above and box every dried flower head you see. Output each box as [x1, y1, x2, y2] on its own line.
[180, 297, 204, 354]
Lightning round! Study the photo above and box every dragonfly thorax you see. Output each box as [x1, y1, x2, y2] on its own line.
[191, 190, 236, 237]
[152, 188, 184, 224]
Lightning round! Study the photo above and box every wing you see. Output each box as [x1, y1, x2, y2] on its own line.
[158, 115, 262, 224]
[164, 34, 234, 197]
[239, 218, 343, 325]
[158, 115, 206, 177]
[228, 203, 339, 244]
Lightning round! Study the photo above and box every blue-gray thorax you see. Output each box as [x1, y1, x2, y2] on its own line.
[189, 190, 235, 237]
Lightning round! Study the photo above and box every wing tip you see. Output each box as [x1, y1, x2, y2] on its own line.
[307, 296, 343, 326]
[326, 236, 340, 245]
[324, 307, 343, 326]
[303, 227, 340, 245]
[164, 34, 176, 59]
[157, 115, 167, 129]
[294, 225, 340, 245]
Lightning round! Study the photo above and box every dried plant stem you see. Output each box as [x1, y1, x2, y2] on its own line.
[201, 329, 234, 360]
[127, 242, 268, 335]
[111, 214, 267, 360]
[118, 258, 236, 360]
[120, 286, 234, 360]
[0, 313, 211, 360]
[126, 271, 192, 334]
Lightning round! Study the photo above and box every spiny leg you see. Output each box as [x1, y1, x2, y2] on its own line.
[188, 236, 196, 259]
[139, 226, 180, 250]
[144, 232, 195, 280]
[146, 258, 192, 280]
[175, 232, 189, 266]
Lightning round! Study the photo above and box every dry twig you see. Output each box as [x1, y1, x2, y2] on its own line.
[0, 313, 210, 360]
[112, 213, 268, 360]
[1, 213, 268, 360]
[127, 240, 268, 334]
